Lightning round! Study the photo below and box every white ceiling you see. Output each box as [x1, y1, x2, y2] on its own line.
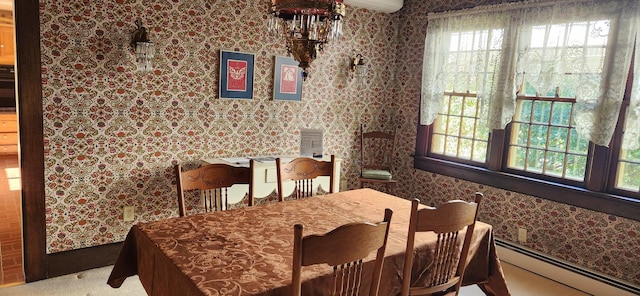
[0, 0, 12, 12]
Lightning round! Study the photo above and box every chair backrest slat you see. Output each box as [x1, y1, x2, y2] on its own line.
[276, 155, 335, 201]
[292, 208, 393, 296]
[359, 125, 398, 194]
[175, 160, 254, 216]
[360, 125, 397, 174]
[401, 193, 482, 296]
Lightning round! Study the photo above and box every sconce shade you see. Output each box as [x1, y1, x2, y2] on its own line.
[354, 63, 366, 77]
[131, 20, 154, 72]
[351, 53, 367, 87]
[268, 0, 346, 80]
[135, 41, 155, 72]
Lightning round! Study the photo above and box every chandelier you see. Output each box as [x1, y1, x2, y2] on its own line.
[268, 0, 346, 80]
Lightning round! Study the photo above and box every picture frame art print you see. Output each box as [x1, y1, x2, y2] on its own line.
[219, 50, 255, 99]
[273, 56, 303, 101]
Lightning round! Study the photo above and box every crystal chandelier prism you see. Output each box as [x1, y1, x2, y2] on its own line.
[268, 0, 346, 80]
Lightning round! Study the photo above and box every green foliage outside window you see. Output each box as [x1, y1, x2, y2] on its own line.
[617, 143, 640, 191]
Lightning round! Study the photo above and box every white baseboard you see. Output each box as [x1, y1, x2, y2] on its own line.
[496, 240, 639, 296]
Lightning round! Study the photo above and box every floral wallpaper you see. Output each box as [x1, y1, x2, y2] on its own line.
[39, 0, 639, 288]
[40, 0, 399, 253]
[391, 0, 640, 287]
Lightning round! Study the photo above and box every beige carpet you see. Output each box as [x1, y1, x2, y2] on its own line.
[0, 262, 589, 296]
[0, 266, 145, 296]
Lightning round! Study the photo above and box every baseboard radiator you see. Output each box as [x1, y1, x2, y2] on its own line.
[495, 239, 640, 296]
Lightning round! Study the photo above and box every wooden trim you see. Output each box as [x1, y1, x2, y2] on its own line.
[415, 110, 429, 156]
[47, 243, 123, 278]
[486, 129, 505, 171]
[414, 156, 640, 222]
[585, 143, 611, 192]
[16, 0, 47, 282]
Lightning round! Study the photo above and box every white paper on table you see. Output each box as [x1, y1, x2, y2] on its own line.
[221, 157, 251, 166]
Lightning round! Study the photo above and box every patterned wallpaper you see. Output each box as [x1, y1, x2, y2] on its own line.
[39, 0, 639, 287]
[391, 0, 640, 287]
[40, 0, 399, 252]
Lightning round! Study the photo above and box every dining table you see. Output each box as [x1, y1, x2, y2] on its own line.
[107, 188, 510, 296]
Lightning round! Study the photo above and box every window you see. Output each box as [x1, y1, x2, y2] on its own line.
[431, 92, 488, 162]
[507, 96, 589, 182]
[504, 19, 609, 182]
[616, 123, 640, 192]
[427, 28, 504, 163]
[416, 0, 640, 219]
[613, 99, 640, 193]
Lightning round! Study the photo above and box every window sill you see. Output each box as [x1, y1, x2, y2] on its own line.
[413, 156, 640, 222]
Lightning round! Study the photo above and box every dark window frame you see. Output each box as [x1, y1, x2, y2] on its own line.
[414, 55, 640, 222]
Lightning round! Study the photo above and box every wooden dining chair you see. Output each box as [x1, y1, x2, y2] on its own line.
[292, 208, 393, 296]
[359, 124, 398, 194]
[276, 155, 335, 201]
[174, 160, 254, 217]
[401, 193, 483, 296]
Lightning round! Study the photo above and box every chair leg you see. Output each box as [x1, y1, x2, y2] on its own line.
[387, 183, 395, 195]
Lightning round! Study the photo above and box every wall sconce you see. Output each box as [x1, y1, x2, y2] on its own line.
[351, 53, 367, 86]
[131, 20, 154, 72]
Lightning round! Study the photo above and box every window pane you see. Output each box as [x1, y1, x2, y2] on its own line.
[431, 134, 445, 155]
[526, 148, 545, 173]
[508, 146, 527, 169]
[433, 116, 446, 134]
[473, 141, 488, 162]
[615, 132, 640, 192]
[568, 128, 589, 153]
[514, 123, 529, 146]
[529, 124, 548, 149]
[446, 116, 461, 136]
[449, 96, 463, 115]
[545, 151, 565, 177]
[532, 101, 551, 124]
[461, 118, 476, 138]
[550, 102, 572, 126]
[566, 154, 587, 181]
[445, 136, 459, 156]
[463, 99, 478, 117]
[587, 20, 609, 46]
[459, 139, 473, 160]
[567, 22, 587, 46]
[475, 121, 489, 139]
[616, 162, 640, 192]
[548, 127, 568, 152]
[519, 100, 533, 122]
[440, 96, 451, 114]
[558, 74, 578, 97]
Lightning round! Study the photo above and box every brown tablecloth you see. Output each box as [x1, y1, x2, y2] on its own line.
[107, 188, 510, 296]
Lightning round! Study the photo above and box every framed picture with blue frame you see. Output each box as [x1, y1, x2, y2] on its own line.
[219, 50, 255, 99]
[273, 56, 303, 101]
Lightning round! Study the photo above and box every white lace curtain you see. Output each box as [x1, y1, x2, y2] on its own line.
[421, 0, 639, 147]
[626, 3, 640, 150]
[420, 7, 518, 131]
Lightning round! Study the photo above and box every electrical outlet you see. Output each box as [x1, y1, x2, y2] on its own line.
[123, 206, 135, 222]
[517, 228, 527, 243]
